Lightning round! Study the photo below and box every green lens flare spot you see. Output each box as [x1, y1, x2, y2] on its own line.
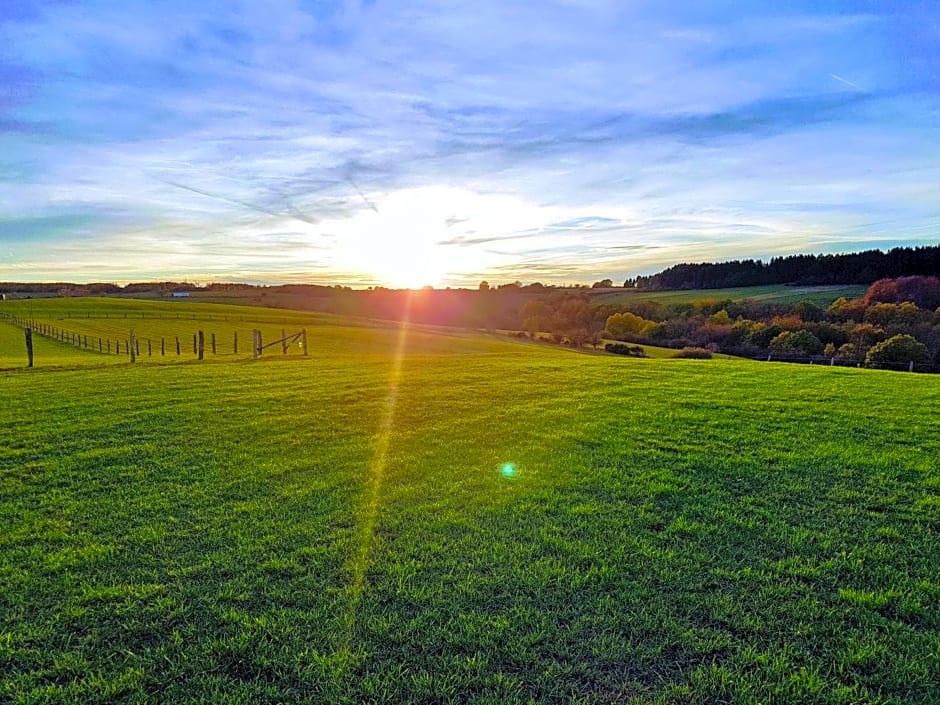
[501, 463, 517, 478]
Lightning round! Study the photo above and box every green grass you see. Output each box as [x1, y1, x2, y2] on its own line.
[503, 331, 693, 359]
[1, 299, 938, 704]
[594, 284, 869, 307]
[0, 322, 123, 371]
[0, 298, 386, 367]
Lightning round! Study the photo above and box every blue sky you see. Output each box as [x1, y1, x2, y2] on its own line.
[0, 0, 938, 286]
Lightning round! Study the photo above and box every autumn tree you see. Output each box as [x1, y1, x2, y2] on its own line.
[865, 334, 929, 369]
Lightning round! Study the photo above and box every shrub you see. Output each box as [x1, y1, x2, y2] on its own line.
[745, 324, 783, 348]
[865, 334, 929, 369]
[605, 312, 654, 340]
[828, 296, 866, 322]
[768, 330, 824, 356]
[864, 302, 926, 328]
[605, 343, 645, 357]
[675, 347, 712, 359]
[793, 300, 825, 322]
[864, 276, 940, 309]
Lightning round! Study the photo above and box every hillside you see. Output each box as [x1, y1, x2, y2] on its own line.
[1, 300, 938, 704]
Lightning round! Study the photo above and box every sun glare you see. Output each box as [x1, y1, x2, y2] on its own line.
[334, 186, 520, 288]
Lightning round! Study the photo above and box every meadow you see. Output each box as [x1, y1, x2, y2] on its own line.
[592, 284, 869, 307]
[0, 299, 937, 704]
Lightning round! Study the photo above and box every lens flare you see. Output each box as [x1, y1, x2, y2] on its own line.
[343, 294, 413, 651]
[501, 463, 517, 478]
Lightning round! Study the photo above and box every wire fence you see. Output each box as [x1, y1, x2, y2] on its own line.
[0, 312, 308, 366]
[736, 352, 937, 374]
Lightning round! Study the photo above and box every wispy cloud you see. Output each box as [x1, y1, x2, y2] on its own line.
[0, 0, 938, 285]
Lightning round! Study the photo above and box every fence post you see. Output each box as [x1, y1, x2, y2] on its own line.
[148, 339, 152, 356]
[193, 334, 197, 354]
[99, 337, 102, 352]
[129, 331, 136, 363]
[282, 329, 288, 355]
[830, 357, 834, 366]
[909, 361, 914, 373]
[161, 338, 165, 356]
[107, 340, 111, 354]
[302, 328, 308, 356]
[116, 340, 120, 355]
[253, 330, 260, 359]
[212, 333, 216, 354]
[136, 338, 140, 357]
[234, 331, 238, 355]
[767, 354, 772, 362]
[176, 336, 180, 355]
[198, 331, 204, 360]
[25, 328, 33, 368]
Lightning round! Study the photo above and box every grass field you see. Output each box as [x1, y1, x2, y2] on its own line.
[0, 298, 382, 367]
[1, 300, 938, 704]
[1, 297, 702, 366]
[593, 284, 869, 307]
[0, 321, 123, 371]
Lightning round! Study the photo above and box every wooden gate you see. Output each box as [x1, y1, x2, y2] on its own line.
[252, 329, 308, 358]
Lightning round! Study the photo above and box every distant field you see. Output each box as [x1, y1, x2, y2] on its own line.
[593, 284, 869, 306]
[0, 298, 376, 367]
[1, 298, 937, 704]
[1, 297, 701, 367]
[503, 330, 696, 359]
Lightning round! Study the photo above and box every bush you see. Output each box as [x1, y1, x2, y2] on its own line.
[675, 347, 712, 359]
[864, 302, 926, 328]
[605, 312, 654, 340]
[865, 334, 929, 369]
[864, 276, 940, 309]
[768, 330, 824, 356]
[745, 324, 783, 348]
[605, 343, 645, 357]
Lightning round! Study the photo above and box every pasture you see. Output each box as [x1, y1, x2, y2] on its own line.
[0, 299, 937, 704]
[0, 321, 122, 371]
[592, 284, 869, 307]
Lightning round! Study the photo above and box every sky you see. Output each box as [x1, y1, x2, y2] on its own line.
[0, 0, 938, 287]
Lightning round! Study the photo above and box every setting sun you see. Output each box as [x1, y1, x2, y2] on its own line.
[335, 186, 505, 288]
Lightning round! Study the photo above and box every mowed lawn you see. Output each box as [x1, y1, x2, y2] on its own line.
[1, 310, 938, 704]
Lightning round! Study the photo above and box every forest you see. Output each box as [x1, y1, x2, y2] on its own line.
[624, 245, 940, 290]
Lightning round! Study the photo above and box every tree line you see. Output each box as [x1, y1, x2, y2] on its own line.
[623, 246, 940, 290]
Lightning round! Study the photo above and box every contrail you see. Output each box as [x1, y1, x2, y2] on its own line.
[829, 73, 861, 90]
[155, 177, 320, 225]
[348, 178, 379, 213]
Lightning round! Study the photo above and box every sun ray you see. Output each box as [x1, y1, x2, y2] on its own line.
[341, 293, 413, 651]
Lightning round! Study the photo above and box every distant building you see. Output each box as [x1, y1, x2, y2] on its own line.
[171, 292, 191, 298]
